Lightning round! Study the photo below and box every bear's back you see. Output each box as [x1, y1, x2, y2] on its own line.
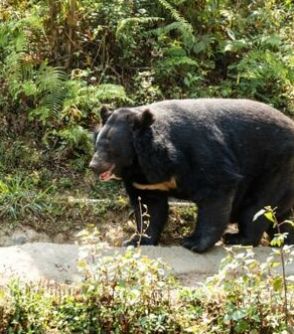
[146, 99, 290, 125]
[140, 98, 294, 141]
[135, 99, 294, 168]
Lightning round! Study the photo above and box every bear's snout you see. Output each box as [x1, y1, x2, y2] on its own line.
[89, 154, 114, 176]
[89, 159, 99, 171]
[89, 153, 105, 172]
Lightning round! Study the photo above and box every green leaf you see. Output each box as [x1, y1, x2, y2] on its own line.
[270, 233, 288, 247]
[231, 309, 247, 321]
[22, 81, 38, 96]
[272, 276, 283, 291]
[264, 211, 275, 224]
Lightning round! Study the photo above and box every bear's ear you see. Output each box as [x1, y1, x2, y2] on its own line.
[133, 109, 154, 129]
[100, 106, 112, 125]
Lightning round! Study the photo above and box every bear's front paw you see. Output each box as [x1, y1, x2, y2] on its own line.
[182, 236, 210, 253]
[122, 235, 154, 247]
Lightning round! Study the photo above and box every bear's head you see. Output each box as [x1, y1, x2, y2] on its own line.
[89, 106, 154, 180]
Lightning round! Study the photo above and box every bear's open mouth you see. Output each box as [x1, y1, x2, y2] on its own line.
[99, 164, 117, 181]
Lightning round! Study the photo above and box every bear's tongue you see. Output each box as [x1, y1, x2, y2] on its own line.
[99, 165, 115, 181]
[99, 170, 114, 181]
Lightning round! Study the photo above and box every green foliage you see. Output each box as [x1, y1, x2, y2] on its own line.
[0, 14, 66, 118]
[179, 246, 294, 333]
[56, 247, 178, 333]
[0, 141, 42, 173]
[0, 247, 293, 333]
[0, 3, 293, 331]
[0, 2, 133, 167]
[3, 280, 53, 333]
[0, 175, 54, 222]
[1, 0, 293, 172]
[0, 170, 128, 235]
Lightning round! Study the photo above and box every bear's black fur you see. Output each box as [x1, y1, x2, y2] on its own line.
[90, 99, 294, 252]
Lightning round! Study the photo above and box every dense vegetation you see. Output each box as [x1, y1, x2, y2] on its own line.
[1, 0, 293, 177]
[0, 1, 294, 332]
[1, 0, 293, 234]
[0, 246, 293, 333]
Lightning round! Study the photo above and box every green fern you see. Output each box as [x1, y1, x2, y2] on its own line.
[57, 125, 92, 153]
[152, 21, 195, 50]
[37, 65, 67, 92]
[149, 1, 195, 51]
[0, 15, 67, 121]
[27, 67, 67, 123]
[94, 84, 133, 104]
[116, 16, 162, 41]
[36, 65, 67, 113]
[156, 0, 193, 34]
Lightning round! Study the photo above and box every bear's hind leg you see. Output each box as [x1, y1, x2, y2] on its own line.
[182, 189, 236, 253]
[223, 206, 270, 246]
[224, 174, 294, 246]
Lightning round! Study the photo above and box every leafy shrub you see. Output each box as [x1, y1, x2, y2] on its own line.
[0, 175, 54, 222]
[1, 0, 294, 171]
[0, 248, 180, 333]
[2, 280, 54, 334]
[0, 4, 133, 166]
[178, 246, 294, 333]
[0, 141, 42, 173]
[53, 247, 178, 333]
[0, 246, 293, 333]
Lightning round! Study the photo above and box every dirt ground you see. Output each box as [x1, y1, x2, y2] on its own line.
[0, 243, 292, 288]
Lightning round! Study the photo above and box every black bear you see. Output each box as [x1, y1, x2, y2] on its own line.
[89, 99, 294, 252]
